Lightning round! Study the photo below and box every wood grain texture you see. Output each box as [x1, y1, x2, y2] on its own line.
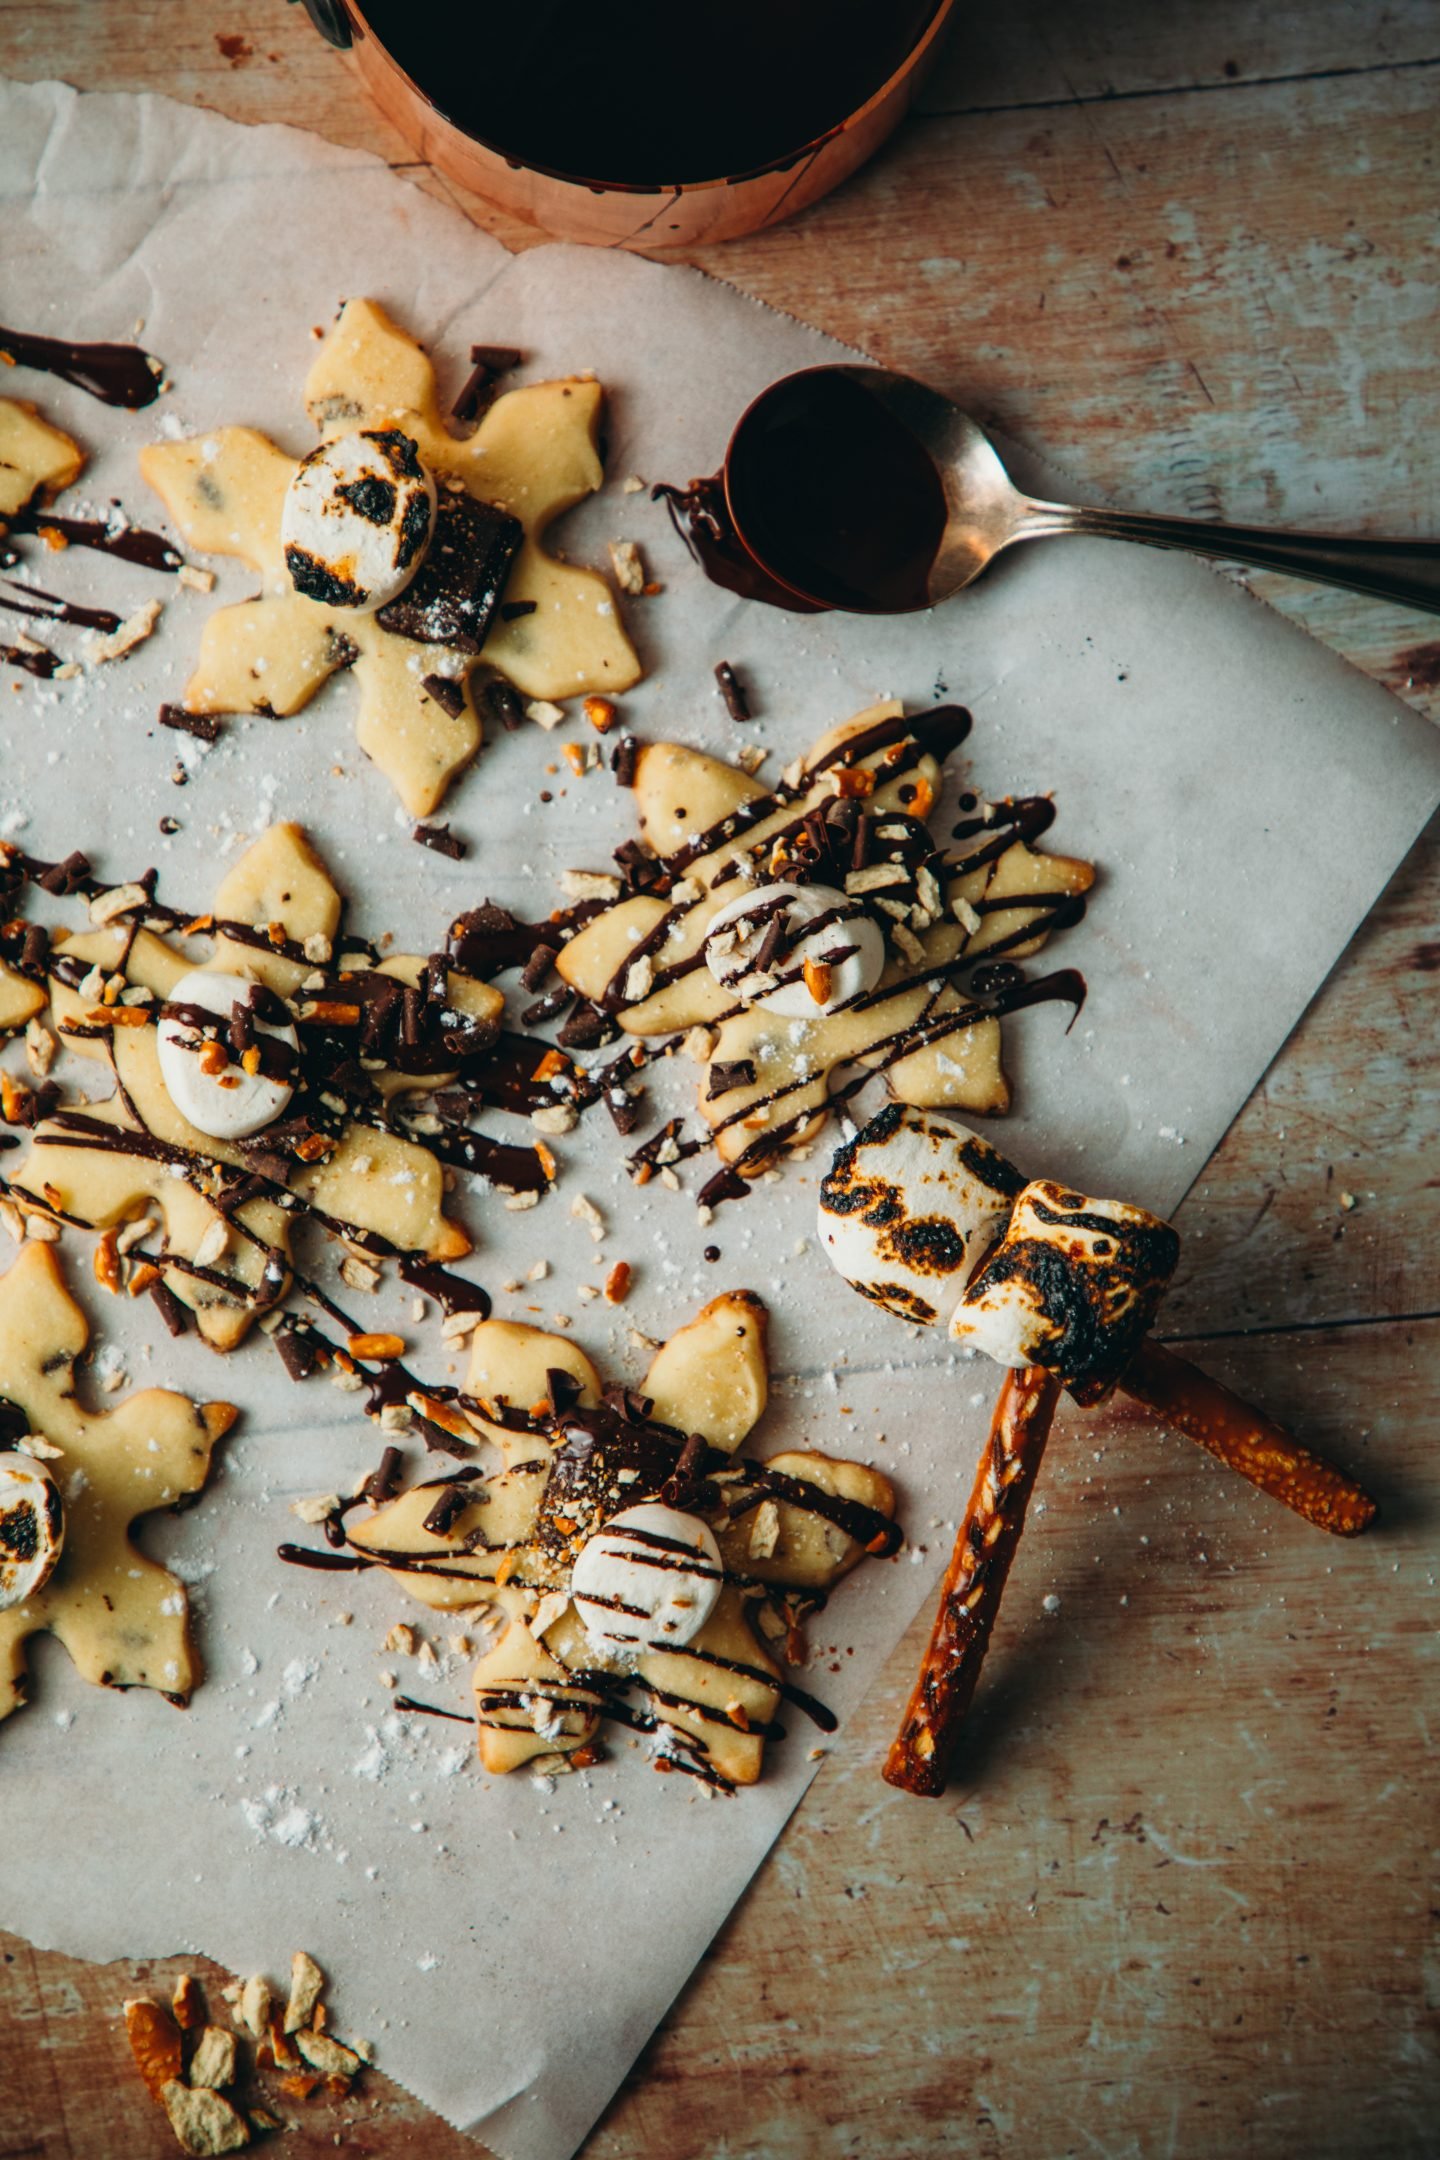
[1, 3, 1437, 2155]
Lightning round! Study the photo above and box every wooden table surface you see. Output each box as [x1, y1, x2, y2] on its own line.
[1, 4, 1437, 2155]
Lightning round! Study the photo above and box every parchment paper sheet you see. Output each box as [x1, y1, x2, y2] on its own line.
[2, 77, 1437, 2160]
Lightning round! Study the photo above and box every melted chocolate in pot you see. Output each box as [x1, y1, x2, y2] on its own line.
[356, 1, 944, 188]
[724, 371, 950, 612]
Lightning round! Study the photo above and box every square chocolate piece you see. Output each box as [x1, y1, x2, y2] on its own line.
[375, 491, 524, 652]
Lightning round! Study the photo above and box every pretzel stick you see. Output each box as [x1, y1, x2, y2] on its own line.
[884, 1365, 1062, 1797]
[1120, 1340, 1376, 1537]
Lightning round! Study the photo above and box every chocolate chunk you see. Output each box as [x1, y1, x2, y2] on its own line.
[148, 1277, 191, 1337]
[500, 599, 536, 622]
[605, 1089, 641, 1137]
[367, 1446, 404, 1505]
[558, 1001, 611, 1050]
[521, 984, 574, 1027]
[706, 1059, 756, 1099]
[481, 677, 525, 732]
[274, 1324, 320, 1383]
[714, 660, 751, 721]
[158, 816, 180, 835]
[452, 344, 523, 425]
[375, 491, 523, 653]
[158, 704, 224, 742]
[422, 1484, 469, 1537]
[611, 734, 640, 787]
[413, 821, 467, 859]
[420, 672, 467, 719]
[324, 627, 361, 671]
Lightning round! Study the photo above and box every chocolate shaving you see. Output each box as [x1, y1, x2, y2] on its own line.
[158, 704, 224, 743]
[547, 1366, 584, 1417]
[662, 1431, 711, 1509]
[36, 850, 93, 896]
[714, 660, 751, 722]
[521, 984, 574, 1027]
[413, 822, 467, 860]
[520, 943, 558, 994]
[420, 673, 467, 719]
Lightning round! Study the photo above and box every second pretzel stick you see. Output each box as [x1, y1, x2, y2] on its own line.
[885, 1366, 1062, 1798]
[1120, 1341, 1377, 1537]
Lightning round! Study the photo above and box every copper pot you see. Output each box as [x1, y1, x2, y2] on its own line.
[294, 0, 956, 250]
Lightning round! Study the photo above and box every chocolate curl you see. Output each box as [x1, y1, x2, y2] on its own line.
[885, 1366, 1061, 1798]
[1120, 1341, 1376, 1537]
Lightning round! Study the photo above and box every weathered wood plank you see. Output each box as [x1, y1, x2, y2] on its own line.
[924, 0, 1440, 113]
[1165, 814, 1440, 1340]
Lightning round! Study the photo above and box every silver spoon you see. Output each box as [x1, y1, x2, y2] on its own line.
[722, 363, 1440, 617]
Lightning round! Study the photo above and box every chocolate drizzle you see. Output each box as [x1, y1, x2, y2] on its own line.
[5, 506, 182, 573]
[280, 1383, 900, 1790]
[476, 704, 1087, 1209]
[0, 325, 164, 409]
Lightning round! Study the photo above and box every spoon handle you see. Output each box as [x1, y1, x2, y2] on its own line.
[1021, 500, 1440, 615]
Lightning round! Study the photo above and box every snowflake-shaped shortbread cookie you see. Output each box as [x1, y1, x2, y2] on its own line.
[140, 298, 641, 814]
[329, 1292, 899, 1789]
[556, 701, 1094, 1180]
[0, 1240, 234, 1725]
[11, 823, 490, 1350]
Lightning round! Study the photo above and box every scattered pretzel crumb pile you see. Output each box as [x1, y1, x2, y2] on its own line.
[123, 1949, 371, 2153]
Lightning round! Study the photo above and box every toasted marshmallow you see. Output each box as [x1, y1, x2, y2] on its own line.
[157, 969, 299, 1142]
[570, 1503, 724, 1658]
[0, 1451, 65, 1608]
[818, 1103, 1023, 1326]
[951, 1179, 1180, 1402]
[282, 428, 436, 612]
[704, 881, 884, 1018]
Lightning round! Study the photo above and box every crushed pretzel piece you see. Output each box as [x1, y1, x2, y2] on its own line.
[235, 1975, 271, 2041]
[188, 2024, 238, 2090]
[383, 1621, 418, 1656]
[88, 599, 163, 666]
[124, 1996, 184, 2101]
[604, 1260, 632, 1305]
[283, 1948, 325, 2034]
[172, 1973, 206, 2032]
[294, 2028, 362, 2079]
[607, 539, 645, 594]
[159, 2080, 252, 2155]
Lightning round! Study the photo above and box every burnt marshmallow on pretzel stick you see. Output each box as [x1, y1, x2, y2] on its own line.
[818, 1103, 1376, 1796]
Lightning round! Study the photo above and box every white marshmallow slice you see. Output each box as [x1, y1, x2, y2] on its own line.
[570, 1503, 724, 1658]
[949, 1179, 1180, 1400]
[0, 1451, 65, 1609]
[281, 428, 437, 612]
[818, 1105, 1022, 1328]
[157, 969, 299, 1142]
[704, 881, 884, 1018]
